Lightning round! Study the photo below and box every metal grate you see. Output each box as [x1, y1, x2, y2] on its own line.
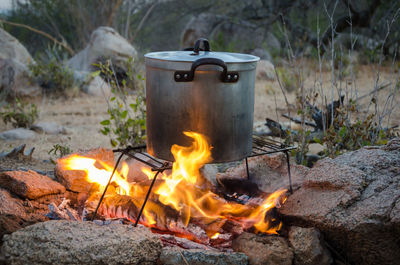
[92, 135, 296, 225]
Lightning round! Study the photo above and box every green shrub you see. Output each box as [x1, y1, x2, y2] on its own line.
[0, 98, 38, 128]
[97, 60, 146, 147]
[48, 143, 72, 164]
[29, 58, 77, 96]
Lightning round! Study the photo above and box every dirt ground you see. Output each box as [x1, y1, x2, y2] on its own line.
[1, 63, 399, 172]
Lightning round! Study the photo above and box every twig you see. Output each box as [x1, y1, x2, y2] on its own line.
[131, 3, 157, 42]
[355, 82, 392, 101]
[282, 113, 317, 128]
[0, 19, 74, 55]
[274, 66, 291, 109]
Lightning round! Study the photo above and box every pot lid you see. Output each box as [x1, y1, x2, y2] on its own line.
[145, 50, 259, 64]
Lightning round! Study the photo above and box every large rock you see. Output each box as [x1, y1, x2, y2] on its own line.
[0, 128, 36, 140]
[0, 29, 40, 98]
[67, 27, 137, 73]
[0, 58, 40, 98]
[256, 60, 275, 81]
[0, 170, 65, 199]
[288, 226, 332, 265]
[232, 232, 293, 265]
[181, 13, 280, 56]
[72, 70, 112, 97]
[0, 28, 34, 65]
[55, 148, 115, 193]
[217, 153, 309, 194]
[279, 139, 400, 265]
[181, 13, 225, 48]
[159, 247, 248, 265]
[82, 75, 112, 97]
[0, 220, 162, 265]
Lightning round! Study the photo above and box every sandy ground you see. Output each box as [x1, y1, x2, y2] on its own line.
[1, 62, 399, 171]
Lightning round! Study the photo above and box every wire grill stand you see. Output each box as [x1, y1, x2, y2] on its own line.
[92, 135, 296, 226]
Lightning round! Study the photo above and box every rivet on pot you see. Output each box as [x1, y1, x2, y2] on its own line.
[175, 74, 181, 79]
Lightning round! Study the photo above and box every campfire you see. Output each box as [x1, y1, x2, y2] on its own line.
[57, 131, 287, 247]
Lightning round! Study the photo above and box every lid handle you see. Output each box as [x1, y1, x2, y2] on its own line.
[192, 38, 210, 55]
[174, 57, 239, 83]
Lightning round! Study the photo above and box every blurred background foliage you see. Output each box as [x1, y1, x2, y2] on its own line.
[1, 0, 399, 61]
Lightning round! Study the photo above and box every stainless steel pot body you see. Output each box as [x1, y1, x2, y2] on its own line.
[145, 43, 258, 162]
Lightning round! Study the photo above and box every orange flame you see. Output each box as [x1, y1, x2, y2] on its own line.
[58, 132, 287, 235]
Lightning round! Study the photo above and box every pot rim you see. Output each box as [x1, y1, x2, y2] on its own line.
[145, 50, 259, 64]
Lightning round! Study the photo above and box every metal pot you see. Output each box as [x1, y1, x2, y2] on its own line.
[144, 38, 259, 163]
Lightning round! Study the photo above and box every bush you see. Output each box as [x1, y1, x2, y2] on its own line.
[29, 58, 77, 96]
[98, 60, 146, 147]
[0, 98, 38, 128]
[48, 143, 72, 164]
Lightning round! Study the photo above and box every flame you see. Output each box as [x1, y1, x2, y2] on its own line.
[58, 131, 287, 236]
[211, 232, 220, 239]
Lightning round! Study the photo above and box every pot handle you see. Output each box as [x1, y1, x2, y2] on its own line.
[193, 38, 210, 54]
[174, 57, 239, 83]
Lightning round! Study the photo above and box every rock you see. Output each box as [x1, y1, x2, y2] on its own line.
[253, 121, 272, 136]
[232, 232, 293, 265]
[31, 122, 67, 135]
[256, 60, 275, 81]
[181, 13, 280, 57]
[288, 226, 332, 265]
[55, 148, 115, 193]
[0, 188, 30, 241]
[217, 153, 309, 194]
[0, 214, 29, 243]
[67, 27, 137, 73]
[0, 128, 36, 140]
[0, 188, 27, 219]
[181, 13, 225, 48]
[159, 247, 248, 265]
[0, 188, 64, 242]
[279, 140, 400, 265]
[0, 28, 34, 65]
[250, 48, 272, 61]
[82, 75, 111, 97]
[0, 170, 66, 199]
[0, 220, 162, 265]
[0, 58, 40, 98]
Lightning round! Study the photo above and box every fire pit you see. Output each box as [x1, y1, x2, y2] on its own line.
[53, 39, 296, 250]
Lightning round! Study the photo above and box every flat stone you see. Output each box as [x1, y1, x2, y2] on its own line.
[232, 232, 293, 265]
[55, 148, 115, 193]
[0, 128, 36, 140]
[159, 247, 248, 265]
[1, 220, 162, 265]
[0, 170, 65, 200]
[288, 226, 332, 265]
[31, 122, 67, 135]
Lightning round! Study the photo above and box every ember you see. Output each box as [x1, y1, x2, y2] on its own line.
[58, 132, 287, 242]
